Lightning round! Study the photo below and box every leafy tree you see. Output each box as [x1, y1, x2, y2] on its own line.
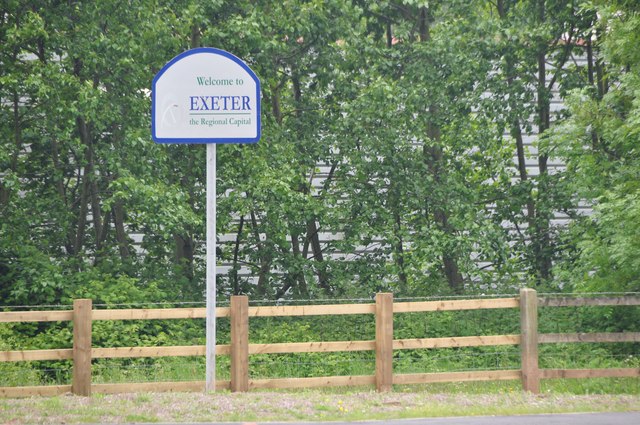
[484, 0, 594, 286]
[326, 1, 517, 295]
[551, 4, 640, 292]
[1, 0, 636, 307]
[211, 0, 360, 298]
[0, 1, 206, 304]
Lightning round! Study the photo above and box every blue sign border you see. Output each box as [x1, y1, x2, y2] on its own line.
[152, 47, 261, 144]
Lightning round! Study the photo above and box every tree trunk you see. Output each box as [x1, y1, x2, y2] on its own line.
[389, 177, 408, 292]
[275, 229, 310, 300]
[289, 229, 309, 297]
[423, 113, 464, 293]
[112, 199, 131, 260]
[51, 138, 77, 255]
[251, 210, 272, 297]
[534, 0, 553, 283]
[418, 7, 464, 293]
[498, 0, 552, 284]
[76, 116, 105, 256]
[174, 234, 195, 279]
[291, 72, 331, 295]
[504, 55, 536, 246]
[393, 209, 408, 293]
[74, 173, 89, 256]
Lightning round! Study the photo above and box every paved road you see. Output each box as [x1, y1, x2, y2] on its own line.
[162, 412, 640, 425]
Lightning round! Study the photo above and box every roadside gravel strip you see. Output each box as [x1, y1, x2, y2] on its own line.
[130, 413, 640, 425]
[199, 413, 640, 425]
[1, 391, 639, 424]
[306, 412, 640, 425]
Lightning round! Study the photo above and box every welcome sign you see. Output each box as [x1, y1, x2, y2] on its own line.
[151, 47, 260, 391]
[152, 47, 261, 143]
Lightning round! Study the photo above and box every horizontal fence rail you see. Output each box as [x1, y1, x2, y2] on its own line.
[1, 290, 639, 397]
[393, 298, 519, 312]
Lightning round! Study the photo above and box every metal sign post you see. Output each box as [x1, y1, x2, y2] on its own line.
[152, 48, 260, 392]
[205, 142, 216, 390]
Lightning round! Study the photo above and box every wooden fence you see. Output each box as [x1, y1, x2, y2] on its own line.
[1, 288, 639, 397]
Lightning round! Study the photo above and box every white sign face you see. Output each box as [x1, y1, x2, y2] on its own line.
[152, 48, 260, 143]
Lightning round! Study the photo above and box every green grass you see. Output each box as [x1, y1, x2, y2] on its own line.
[134, 393, 152, 404]
[543, 378, 640, 395]
[2, 351, 638, 399]
[394, 378, 640, 395]
[5, 343, 636, 388]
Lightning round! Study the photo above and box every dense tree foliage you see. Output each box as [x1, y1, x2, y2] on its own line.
[1, 0, 639, 307]
[551, 2, 640, 293]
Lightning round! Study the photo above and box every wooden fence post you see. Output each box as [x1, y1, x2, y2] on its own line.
[230, 295, 249, 392]
[375, 293, 393, 392]
[72, 299, 92, 396]
[519, 288, 540, 394]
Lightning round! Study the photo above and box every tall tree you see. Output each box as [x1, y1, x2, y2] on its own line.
[550, 2, 640, 292]
[213, 0, 357, 298]
[0, 0, 205, 304]
[488, 0, 591, 286]
[330, 1, 514, 295]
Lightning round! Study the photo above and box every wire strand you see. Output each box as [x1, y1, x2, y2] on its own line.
[2, 291, 640, 310]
